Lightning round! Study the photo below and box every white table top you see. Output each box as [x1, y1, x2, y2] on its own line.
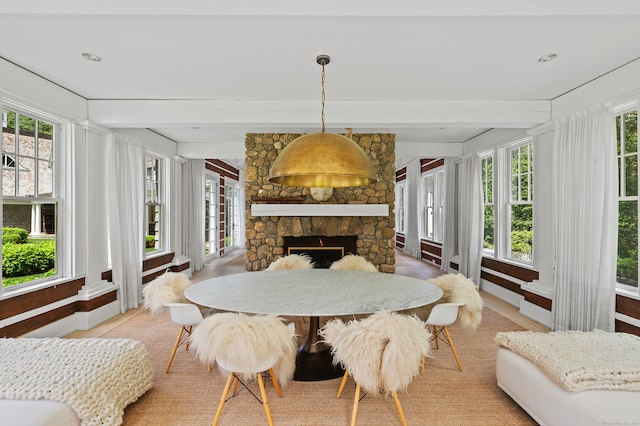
[185, 269, 443, 317]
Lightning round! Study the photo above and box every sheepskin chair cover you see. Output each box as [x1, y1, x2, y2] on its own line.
[330, 254, 378, 272]
[190, 312, 297, 386]
[319, 311, 432, 396]
[142, 271, 191, 315]
[428, 273, 484, 332]
[266, 254, 315, 270]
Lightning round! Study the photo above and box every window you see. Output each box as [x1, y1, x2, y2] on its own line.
[616, 109, 639, 290]
[145, 154, 164, 254]
[508, 142, 534, 263]
[224, 183, 239, 248]
[396, 182, 405, 233]
[481, 155, 495, 255]
[204, 175, 218, 256]
[422, 170, 444, 242]
[2, 108, 58, 289]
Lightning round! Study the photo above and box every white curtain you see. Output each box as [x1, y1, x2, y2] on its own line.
[552, 104, 617, 332]
[403, 159, 421, 258]
[459, 153, 483, 285]
[182, 159, 205, 272]
[237, 169, 246, 249]
[107, 133, 144, 313]
[440, 158, 457, 272]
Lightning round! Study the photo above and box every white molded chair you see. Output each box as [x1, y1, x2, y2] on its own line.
[320, 311, 431, 426]
[329, 254, 378, 272]
[164, 302, 209, 373]
[190, 312, 297, 426]
[422, 302, 465, 372]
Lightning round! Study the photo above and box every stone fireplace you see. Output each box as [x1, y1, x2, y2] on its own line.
[245, 132, 396, 272]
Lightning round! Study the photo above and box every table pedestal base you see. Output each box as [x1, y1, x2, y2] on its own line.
[293, 315, 344, 381]
[294, 348, 344, 381]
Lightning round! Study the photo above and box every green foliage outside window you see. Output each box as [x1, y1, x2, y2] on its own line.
[3, 111, 53, 136]
[617, 111, 639, 287]
[2, 227, 55, 286]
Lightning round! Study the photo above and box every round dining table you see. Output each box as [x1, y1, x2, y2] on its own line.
[185, 268, 442, 381]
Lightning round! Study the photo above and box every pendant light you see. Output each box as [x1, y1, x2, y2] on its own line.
[268, 55, 378, 188]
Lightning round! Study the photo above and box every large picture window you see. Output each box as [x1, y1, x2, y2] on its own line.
[617, 109, 639, 290]
[2, 109, 58, 289]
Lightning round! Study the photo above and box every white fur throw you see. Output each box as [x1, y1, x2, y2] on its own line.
[0, 337, 153, 426]
[190, 313, 297, 386]
[495, 330, 640, 392]
[428, 273, 483, 332]
[142, 271, 191, 315]
[330, 254, 378, 272]
[266, 254, 315, 270]
[319, 311, 432, 395]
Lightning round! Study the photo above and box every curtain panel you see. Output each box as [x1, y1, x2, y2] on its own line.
[459, 153, 483, 285]
[403, 159, 422, 258]
[552, 104, 617, 332]
[182, 159, 205, 272]
[441, 158, 457, 272]
[107, 133, 144, 313]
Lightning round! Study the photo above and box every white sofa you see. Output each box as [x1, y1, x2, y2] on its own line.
[497, 348, 639, 426]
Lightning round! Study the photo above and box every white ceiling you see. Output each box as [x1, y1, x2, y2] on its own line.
[2, 0, 640, 168]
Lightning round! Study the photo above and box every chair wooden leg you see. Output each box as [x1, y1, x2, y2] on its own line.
[433, 325, 440, 349]
[207, 361, 212, 372]
[213, 372, 234, 426]
[185, 325, 193, 351]
[421, 356, 425, 374]
[232, 376, 239, 395]
[257, 373, 274, 426]
[166, 327, 185, 373]
[443, 326, 463, 371]
[268, 368, 283, 398]
[350, 384, 361, 426]
[337, 370, 349, 398]
[392, 391, 408, 426]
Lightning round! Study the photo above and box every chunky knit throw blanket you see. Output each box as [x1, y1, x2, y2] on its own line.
[495, 330, 640, 392]
[0, 338, 153, 426]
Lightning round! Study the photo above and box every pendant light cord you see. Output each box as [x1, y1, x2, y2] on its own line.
[321, 62, 326, 133]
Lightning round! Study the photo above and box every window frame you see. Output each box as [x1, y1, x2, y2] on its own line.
[615, 107, 639, 294]
[1, 102, 65, 293]
[144, 152, 167, 257]
[481, 153, 495, 256]
[396, 182, 406, 233]
[204, 173, 219, 259]
[421, 168, 445, 243]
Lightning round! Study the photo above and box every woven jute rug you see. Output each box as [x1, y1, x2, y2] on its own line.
[103, 307, 536, 425]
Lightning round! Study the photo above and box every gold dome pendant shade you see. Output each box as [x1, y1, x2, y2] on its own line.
[268, 131, 377, 188]
[268, 55, 378, 188]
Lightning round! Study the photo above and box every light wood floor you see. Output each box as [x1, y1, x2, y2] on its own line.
[67, 248, 548, 338]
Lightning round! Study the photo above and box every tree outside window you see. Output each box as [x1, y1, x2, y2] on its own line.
[509, 143, 533, 263]
[482, 156, 495, 254]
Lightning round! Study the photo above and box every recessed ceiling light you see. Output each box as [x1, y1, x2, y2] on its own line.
[81, 52, 101, 62]
[538, 53, 558, 63]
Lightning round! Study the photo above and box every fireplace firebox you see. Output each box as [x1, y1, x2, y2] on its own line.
[283, 236, 357, 269]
